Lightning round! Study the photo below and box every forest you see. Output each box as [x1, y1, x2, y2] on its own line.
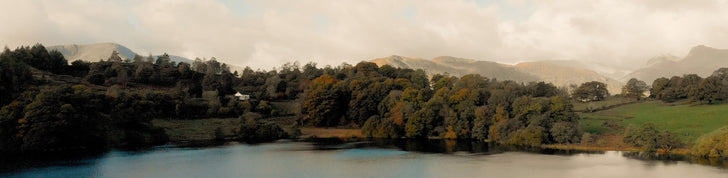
[1, 44, 727, 158]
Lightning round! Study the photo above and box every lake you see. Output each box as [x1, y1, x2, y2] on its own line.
[2, 139, 727, 178]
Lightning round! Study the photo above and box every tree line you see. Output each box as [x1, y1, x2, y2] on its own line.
[0, 44, 294, 154]
[11, 43, 728, 155]
[300, 62, 583, 146]
[651, 68, 728, 104]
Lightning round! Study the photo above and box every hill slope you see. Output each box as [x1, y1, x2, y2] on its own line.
[622, 45, 728, 84]
[372, 55, 623, 94]
[47, 42, 194, 64]
[580, 101, 728, 142]
[372, 55, 539, 82]
[46, 42, 249, 72]
[514, 62, 623, 94]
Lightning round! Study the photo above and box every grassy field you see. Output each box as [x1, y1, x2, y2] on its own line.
[300, 128, 363, 138]
[580, 100, 728, 143]
[152, 118, 240, 142]
[572, 96, 634, 112]
[153, 116, 363, 142]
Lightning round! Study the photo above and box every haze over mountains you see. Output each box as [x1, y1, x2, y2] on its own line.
[45, 43, 728, 93]
[47, 43, 195, 64]
[372, 55, 624, 94]
[373, 45, 728, 92]
[623, 45, 728, 84]
[46, 42, 248, 72]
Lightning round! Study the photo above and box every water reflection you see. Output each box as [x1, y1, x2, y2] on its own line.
[307, 138, 604, 156]
[2, 139, 727, 178]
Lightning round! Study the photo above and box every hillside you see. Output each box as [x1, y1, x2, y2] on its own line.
[514, 62, 623, 94]
[622, 45, 728, 84]
[372, 55, 539, 82]
[580, 101, 728, 143]
[540, 60, 631, 80]
[47, 42, 194, 64]
[46, 42, 251, 73]
[372, 55, 623, 94]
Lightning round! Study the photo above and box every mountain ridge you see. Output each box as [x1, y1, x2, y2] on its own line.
[46, 42, 243, 72]
[622, 45, 728, 84]
[372, 55, 623, 94]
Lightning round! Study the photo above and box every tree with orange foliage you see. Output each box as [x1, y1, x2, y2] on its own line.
[301, 75, 348, 127]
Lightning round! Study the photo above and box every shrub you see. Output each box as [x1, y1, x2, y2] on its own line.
[237, 116, 287, 141]
[691, 127, 728, 158]
[623, 123, 683, 152]
[362, 115, 399, 138]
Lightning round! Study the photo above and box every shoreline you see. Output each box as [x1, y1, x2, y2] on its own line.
[152, 118, 697, 156]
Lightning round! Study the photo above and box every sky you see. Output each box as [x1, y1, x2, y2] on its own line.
[1, 0, 728, 71]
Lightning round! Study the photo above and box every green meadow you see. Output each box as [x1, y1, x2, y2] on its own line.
[579, 100, 728, 143]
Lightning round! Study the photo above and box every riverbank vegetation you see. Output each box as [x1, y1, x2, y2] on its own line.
[2, 44, 728, 159]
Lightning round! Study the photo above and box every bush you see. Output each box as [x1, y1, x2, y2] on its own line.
[362, 115, 399, 138]
[550, 121, 582, 144]
[691, 127, 728, 158]
[86, 74, 106, 85]
[237, 116, 287, 141]
[507, 126, 543, 147]
[581, 133, 593, 146]
[623, 123, 683, 152]
[213, 127, 225, 142]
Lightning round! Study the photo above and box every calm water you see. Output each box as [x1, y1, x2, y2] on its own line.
[2, 139, 727, 178]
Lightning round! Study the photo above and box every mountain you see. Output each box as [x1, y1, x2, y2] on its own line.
[622, 45, 728, 84]
[513, 62, 623, 94]
[372, 55, 539, 82]
[539, 60, 631, 80]
[372, 55, 624, 94]
[47, 42, 194, 64]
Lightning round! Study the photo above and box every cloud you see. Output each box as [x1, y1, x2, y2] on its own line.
[1, 0, 727, 71]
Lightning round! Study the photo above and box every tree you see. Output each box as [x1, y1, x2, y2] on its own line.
[651, 77, 669, 99]
[237, 116, 287, 140]
[572, 81, 609, 102]
[623, 123, 682, 152]
[657, 131, 683, 153]
[405, 109, 436, 138]
[550, 121, 582, 144]
[108, 50, 123, 62]
[623, 123, 660, 151]
[0, 49, 33, 105]
[527, 81, 559, 97]
[155, 53, 175, 67]
[301, 75, 348, 126]
[692, 127, 728, 158]
[681, 74, 703, 98]
[488, 106, 510, 142]
[622, 78, 648, 100]
[507, 126, 543, 147]
[692, 76, 724, 104]
[362, 115, 399, 138]
[264, 75, 282, 99]
[17, 85, 108, 153]
[472, 106, 493, 141]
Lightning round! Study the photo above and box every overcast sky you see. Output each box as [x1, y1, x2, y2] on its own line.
[2, 0, 728, 71]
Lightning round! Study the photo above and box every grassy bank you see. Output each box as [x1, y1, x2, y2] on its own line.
[152, 118, 240, 142]
[572, 96, 634, 112]
[152, 117, 363, 142]
[300, 128, 363, 138]
[580, 100, 728, 143]
[152, 98, 728, 156]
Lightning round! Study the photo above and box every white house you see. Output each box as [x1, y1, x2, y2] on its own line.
[234, 92, 250, 101]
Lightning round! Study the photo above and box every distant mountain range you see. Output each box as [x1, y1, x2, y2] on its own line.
[47, 43, 195, 64]
[622, 45, 728, 84]
[372, 55, 624, 94]
[46, 42, 245, 73]
[47, 43, 728, 93]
